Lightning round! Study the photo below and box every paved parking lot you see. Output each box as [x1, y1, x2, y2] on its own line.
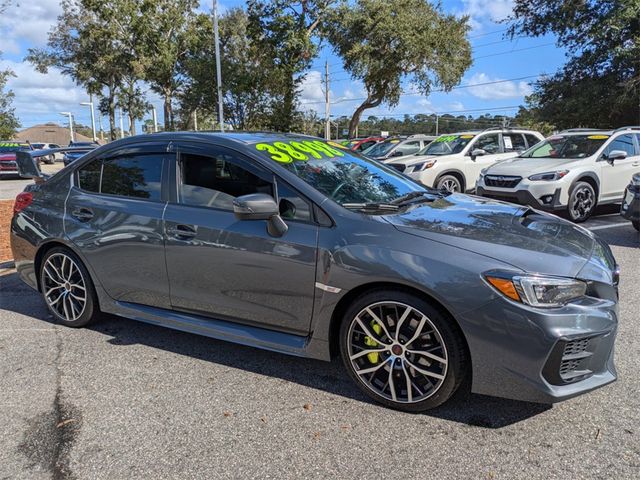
[1, 173, 639, 479]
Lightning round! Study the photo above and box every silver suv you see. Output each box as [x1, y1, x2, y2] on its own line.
[477, 127, 640, 222]
[362, 134, 436, 161]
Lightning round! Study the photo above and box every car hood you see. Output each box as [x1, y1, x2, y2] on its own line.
[383, 193, 603, 278]
[485, 156, 581, 175]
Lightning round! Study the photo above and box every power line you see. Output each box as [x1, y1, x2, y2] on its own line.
[468, 27, 510, 39]
[474, 42, 556, 60]
[353, 105, 521, 118]
[300, 74, 543, 105]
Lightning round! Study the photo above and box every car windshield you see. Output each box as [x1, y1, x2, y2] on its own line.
[520, 134, 608, 159]
[422, 134, 474, 155]
[363, 139, 401, 157]
[0, 142, 31, 153]
[32, 143, 45, 149]
[253, 139, 427, 207]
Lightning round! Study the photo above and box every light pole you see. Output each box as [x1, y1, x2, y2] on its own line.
[80, 94, 97, 142]
[59, 112, 75, 143]
[151, 106, 159, 132]
[213, 0, 224, 132]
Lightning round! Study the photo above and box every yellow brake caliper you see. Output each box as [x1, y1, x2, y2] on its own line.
[364, 321, 383, 364]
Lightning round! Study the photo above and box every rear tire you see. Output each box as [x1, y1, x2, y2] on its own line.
[436, 174, 462, 193]
[39, 247, 98, 327]
[339, 289, 468, 412]
[567, 181, 596, 223]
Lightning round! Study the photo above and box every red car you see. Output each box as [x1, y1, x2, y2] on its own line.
[0, 142, 35, 178]
[346, 136, 385, 153]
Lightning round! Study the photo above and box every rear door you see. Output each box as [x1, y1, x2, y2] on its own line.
[163, 142, 319, 335]
[65, 142, 172, 308]
[599, 134, 640, 201]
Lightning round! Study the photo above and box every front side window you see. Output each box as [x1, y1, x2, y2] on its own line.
[101, 155, 163, 200]
[474, 133, 501, 154]
[363, 139, 401, 157]
[521, 134, 608, 159]
[604, 134, 637, 158]
[179, 152, 272, 210]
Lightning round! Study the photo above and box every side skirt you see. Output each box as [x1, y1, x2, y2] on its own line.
[102, 300, 324, 359]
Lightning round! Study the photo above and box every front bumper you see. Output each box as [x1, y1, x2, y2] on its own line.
[620, 184, 640, 222]
[458, 295, 617, 404]
[477, 185, 565, 211]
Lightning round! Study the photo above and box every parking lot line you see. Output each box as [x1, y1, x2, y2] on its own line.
[588, 223, 632, 231]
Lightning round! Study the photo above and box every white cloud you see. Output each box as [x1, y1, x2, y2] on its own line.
[0, 0, 62, 47]
[466, 72, 532, 100]
[461, 0, 514, 31]
[298, 70, 327, 111]
[447, 101, 465, 112]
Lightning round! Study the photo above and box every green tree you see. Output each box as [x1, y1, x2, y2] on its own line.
[326, 0, 472, 138]
[507, 0, 640, 128]
[0, 1, 19, 138]
[136, 0, 199, 130]
[247, 0, 335, 132]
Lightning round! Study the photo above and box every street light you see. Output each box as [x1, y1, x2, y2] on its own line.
[80, 94, 97, 142]
[213, 0, 224, 132]
[59, 112, 75, 143]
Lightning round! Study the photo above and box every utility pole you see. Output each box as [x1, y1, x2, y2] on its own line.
[324, 61, 330, 140]
[213, 0, 224, 132]
[119, 108, 125, 139]
[151, 107, 159, 132]
[435, 114, 439, 136]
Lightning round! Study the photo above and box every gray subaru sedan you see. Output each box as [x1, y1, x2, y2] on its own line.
[11, 133, 619, 412]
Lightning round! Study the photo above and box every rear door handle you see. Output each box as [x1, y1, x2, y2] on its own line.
[167, 224, 197, 239]
[71, 207, 94, 221]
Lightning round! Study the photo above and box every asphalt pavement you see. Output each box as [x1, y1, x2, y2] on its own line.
[1, 172, 639, 479]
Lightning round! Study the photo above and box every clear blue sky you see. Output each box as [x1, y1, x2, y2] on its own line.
[0, 0, 567, 132]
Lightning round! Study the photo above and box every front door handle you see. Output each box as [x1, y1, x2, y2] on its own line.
[167, 224, 197, 239]
[71, 207, 94, 221]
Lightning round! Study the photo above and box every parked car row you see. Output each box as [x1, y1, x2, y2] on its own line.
[376, 126, 640, 223]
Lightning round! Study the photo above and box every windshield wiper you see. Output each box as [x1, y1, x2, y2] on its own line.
[390, 190, 444, 205]
[342, 202, 400, 211]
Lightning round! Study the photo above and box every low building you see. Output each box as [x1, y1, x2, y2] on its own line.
[14, 123, 99, 145]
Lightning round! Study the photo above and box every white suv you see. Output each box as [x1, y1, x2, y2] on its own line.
[385, 128, 544, 192]
[476, 127, 640, 222]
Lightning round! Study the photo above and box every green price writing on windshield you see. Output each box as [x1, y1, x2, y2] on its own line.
[255, 140, 344, 163]
[434, 135, 459, 143]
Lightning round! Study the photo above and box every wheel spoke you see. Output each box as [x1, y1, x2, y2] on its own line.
[406, 349, 447, 365]
[49, 290, 65, 306]
[355, 357, 390, 376]
[388, 363, 397, 401]
[70, 283, 85, 291]
[45, 285, 64, 297]
[405, 358, 445, 380]
[350, 347, 387, 361]
[44, 261, 64, 283]
[62, 294, 71, 321]
[404, 314, 428, 346]
[394, 306, 412, 342]
[401, 361, 413, 403]
[365, 307, 393, 341]
[355, 316, 391, 346]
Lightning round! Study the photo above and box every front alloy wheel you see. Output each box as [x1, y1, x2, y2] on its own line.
[436, 175, 462, 193]
[340, 291, 467, 412]
[568, 181, 596, 222]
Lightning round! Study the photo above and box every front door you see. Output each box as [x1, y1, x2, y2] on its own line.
[163, 143, 319, 335]
[65, 143, 171, 308]
[465, 132, 506, 185]
[599, 134, 640, 202]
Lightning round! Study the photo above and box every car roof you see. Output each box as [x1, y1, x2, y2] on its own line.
[134, 131, 323, 146]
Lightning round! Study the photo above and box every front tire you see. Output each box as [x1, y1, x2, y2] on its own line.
[436, 174, 462, 193]
[39, 247, 98, 327]
[339, 290, 468, 412]
[567, 181, 596, 222]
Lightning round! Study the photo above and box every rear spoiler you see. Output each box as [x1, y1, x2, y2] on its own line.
[15, 147, 95, 181]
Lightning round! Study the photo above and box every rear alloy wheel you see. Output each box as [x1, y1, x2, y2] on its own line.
[40, 247, 98, 327]
[568, 181, 596, 223]
[436, 175, 462, 193]
[340, 291, 467, 412]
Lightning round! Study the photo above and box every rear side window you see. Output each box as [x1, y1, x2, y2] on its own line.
[394, 141, 421, 156]
[101, 155, 163, 200]
[525, 134, 541, 148]
[605, 134, 637, 158]
[503, 134, 526, 152]
[77, 160, 102, 192]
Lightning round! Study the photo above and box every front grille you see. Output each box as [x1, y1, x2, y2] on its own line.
[543, 336, 596, 385]
[484, 175, 522, 188]
[390, 164, 406, 173]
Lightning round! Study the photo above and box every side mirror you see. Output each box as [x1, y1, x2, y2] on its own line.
[606, 150, 627, 164]
[391, 150, 405, 157]
[470, 148, 486, 160]
[233, 193, 288, 237]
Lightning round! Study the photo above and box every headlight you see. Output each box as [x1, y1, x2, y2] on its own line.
[485, 273, 587, 308]
[528, 170, 569, 181]
[408, 159, 437, 173]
